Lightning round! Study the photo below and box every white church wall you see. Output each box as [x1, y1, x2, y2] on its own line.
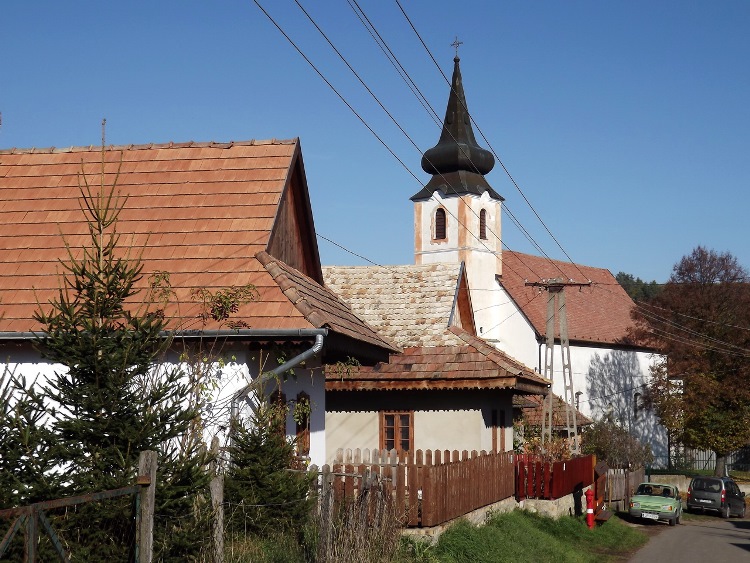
[541, 343, 668, 462]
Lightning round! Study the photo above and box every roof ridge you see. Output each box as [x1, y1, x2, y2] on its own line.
[0, 138, 299, 155]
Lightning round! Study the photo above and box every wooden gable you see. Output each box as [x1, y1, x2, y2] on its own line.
[266, 142, 323, 284]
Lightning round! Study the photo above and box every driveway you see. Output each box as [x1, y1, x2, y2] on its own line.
[628, 517, 750, 562]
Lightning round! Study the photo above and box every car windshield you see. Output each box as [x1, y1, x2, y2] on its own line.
[635, 484, 673, 497]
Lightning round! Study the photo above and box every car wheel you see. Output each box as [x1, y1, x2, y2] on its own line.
[721, 504, 730, 519]
[740, 504, 747, 519]
[669, 516, 676, 526]
[676, 511, 682, 525]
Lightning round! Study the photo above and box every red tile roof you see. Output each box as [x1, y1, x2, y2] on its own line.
[0, 140, 396, 355]
[258, 252, 397, 352]
[326, 326, 549, 394]
[500, 251, 637, 346]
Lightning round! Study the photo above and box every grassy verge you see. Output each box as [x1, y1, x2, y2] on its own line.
[399, 510, 648, 563]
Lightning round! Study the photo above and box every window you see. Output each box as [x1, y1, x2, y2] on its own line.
[295, 392, 310, 456]
[435, 208, 446, 240]
[379, 411, 413, 453]
[479, 209, 487, 240]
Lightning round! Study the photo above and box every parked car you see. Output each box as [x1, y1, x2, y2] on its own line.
[629, 482, 683, 526]
[686, 476, 746, 518]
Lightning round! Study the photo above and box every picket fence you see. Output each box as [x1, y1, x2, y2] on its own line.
[515, 454, 595, 500]
[314, 448, 515, 528]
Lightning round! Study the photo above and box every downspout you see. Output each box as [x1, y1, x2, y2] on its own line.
[230, 329, 327, 420]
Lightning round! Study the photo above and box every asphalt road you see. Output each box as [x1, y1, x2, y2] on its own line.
[628, 517, 750, 562]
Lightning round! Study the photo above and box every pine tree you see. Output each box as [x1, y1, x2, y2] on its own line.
[33, 148, 210, 560]
[224, 400, 316, 541]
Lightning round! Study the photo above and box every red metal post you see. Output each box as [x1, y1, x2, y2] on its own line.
[585, 488, 595, 529]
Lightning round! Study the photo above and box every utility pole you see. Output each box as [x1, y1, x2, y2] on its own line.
[525, 277, 591, 455]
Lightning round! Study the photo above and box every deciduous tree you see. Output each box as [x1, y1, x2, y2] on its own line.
[630, 246, 750, 476]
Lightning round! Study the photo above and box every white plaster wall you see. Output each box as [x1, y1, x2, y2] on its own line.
[324, 411, 379, 463]
[325, 390, 514, 462]
[484, 284, 541, 368]
[0, 340, 328, 468]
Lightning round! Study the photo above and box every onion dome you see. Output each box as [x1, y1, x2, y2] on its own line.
[412, 57, 502, 201]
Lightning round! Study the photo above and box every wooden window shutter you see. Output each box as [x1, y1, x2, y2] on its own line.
[479, 209, 487, 240]
[435, 208, 446, 240]
[295, 392, 310, 456]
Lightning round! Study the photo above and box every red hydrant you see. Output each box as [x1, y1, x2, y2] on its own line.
[585, 488, 595, 529]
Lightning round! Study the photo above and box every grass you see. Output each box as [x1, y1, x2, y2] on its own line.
[222, 510, 649, 562]
[414, 510, 648, 563]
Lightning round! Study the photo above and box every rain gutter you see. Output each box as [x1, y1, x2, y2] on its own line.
[0, 328, 327, 341]
[230, 329, 327, 420]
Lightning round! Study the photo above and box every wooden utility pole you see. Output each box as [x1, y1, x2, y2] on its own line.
[525, 278, 591, 455]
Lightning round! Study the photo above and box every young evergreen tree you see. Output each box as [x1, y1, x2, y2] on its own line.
[225, 399, 316, 542]
[33, 149, 210, 560]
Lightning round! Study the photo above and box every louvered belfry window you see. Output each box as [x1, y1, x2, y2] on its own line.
[479, 209, 487, 240]
[435, 208, 447, 240]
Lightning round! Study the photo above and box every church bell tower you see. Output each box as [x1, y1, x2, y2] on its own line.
[412, 55, 504, 286]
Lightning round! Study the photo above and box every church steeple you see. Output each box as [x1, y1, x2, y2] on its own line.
[411, 56, 502, 201]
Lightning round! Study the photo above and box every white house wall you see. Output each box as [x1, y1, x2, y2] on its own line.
[483, 287, 668, 462]
[325, 389, 513, 464]
[0, 340, 327, 469]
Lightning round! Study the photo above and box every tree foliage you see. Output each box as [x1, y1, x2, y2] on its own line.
[615, 271, 662, 302]
[630, 246, 750, 475]
[581, 414, 653, 469]
[224, 400, 316, 540]
[28, 152, 211, 560]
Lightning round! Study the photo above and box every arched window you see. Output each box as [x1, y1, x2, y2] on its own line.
[295, 392, 310, 456]
[479, 209, 487, 240]
[435, 208, 446, 240]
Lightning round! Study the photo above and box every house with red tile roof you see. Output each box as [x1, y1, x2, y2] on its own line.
[0, 139, 398, 467]
[323, 263, 550, 460]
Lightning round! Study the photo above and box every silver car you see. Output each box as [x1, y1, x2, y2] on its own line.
[686, 476, 746, 518]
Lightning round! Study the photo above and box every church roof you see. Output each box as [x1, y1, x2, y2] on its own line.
[0, 140, 397, 358]
[500, 251, 639, 346]
[322, 263, 472, 348]
[412, 57, 502, 201]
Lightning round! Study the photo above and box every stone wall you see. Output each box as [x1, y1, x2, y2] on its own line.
[402, 488, 591, 543]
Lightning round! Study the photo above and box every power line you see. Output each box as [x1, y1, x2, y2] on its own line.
[394, 0, 589, 283]
[255, 1, 748, 358]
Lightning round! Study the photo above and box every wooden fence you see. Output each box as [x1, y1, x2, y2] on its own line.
[604, 466, 645, 511]
[516, 454, 595, 500]
[316, 448, 515, 528]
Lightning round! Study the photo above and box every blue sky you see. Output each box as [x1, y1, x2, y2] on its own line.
[3, 1, 749, 282]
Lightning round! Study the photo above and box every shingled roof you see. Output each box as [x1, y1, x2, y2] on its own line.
[322, 263, 475, 348]
[500, 251, 638, 346]
[513, 394, 593, 428]
[0, 140, 396, 359]
[326, 326, 549, 394]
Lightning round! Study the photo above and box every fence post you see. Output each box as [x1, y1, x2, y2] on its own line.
[137, 450, 157, 563]
[209, 437, 224, 563]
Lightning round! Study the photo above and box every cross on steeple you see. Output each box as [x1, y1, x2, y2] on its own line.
[451, 36, 463, 57]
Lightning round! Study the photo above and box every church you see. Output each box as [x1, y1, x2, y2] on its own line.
[323, 55, 668, 463]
